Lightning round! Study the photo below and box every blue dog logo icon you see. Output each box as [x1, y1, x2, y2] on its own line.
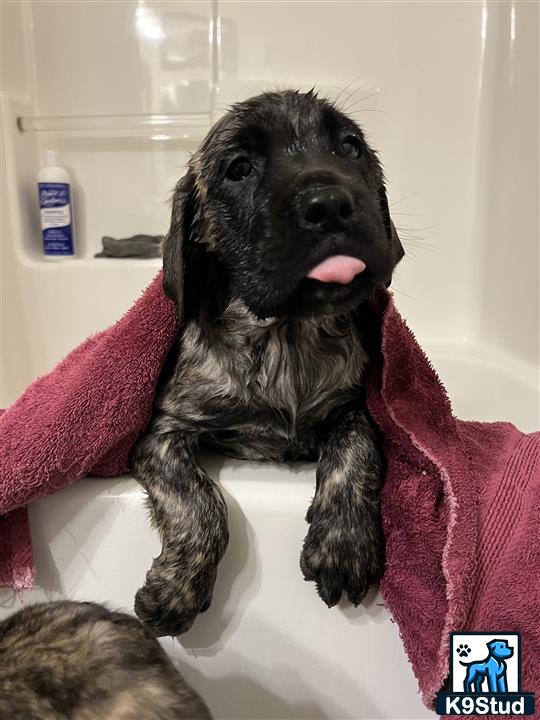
[460, 639, 514, 693]
[435, 632, 535, 715]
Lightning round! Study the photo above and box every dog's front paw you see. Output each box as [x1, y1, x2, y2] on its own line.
[300, 509, 384, 607]
[134, 556, 218, 637]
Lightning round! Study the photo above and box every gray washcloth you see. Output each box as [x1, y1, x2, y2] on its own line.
[95, 234, 163, 259]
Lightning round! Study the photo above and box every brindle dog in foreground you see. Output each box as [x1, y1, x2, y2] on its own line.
[131, 89, 404, 637]
[0, 601, 211, 720]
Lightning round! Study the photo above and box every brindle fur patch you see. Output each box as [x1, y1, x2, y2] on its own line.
[0, 601, 212, 720]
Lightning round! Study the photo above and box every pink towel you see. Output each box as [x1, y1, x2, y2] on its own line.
[1, 274, 538, 711]
[0, 274, 178, 588]
[364, 290, 539, 711]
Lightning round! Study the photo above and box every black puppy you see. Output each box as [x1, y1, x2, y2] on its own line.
[131, 89, 404, 637]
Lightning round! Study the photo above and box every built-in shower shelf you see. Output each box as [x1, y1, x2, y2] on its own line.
[17, 113, 211, 140]
[20, 254, 164, 270]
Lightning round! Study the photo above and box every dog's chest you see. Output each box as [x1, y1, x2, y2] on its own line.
[159, 304, 368, 461]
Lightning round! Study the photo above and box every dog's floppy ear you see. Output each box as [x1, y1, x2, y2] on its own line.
[162, 168, 198, 315]
[377, 185, 404, 267]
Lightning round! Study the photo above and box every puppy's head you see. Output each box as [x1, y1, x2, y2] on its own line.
[163, 90, 404, 319]
[488, 640, 514, 660]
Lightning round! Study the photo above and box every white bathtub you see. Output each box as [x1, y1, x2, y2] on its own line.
[1, 1, 538, 718]
[1, 348, 537, 719]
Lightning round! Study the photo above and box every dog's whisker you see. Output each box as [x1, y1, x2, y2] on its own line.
[396, 229, 438, 240]
[405, 241, 437, 248]
[346, 109, 383, 115]
[344, 80, 378, 105]
[341, 91, 381, 114]
[398, 234, 438, 246]
[336, 87, 377, 115]
[333, 74, 368, 106]
[399, 237, 436, 252]
[395, 224, 438, 232]
[402, 246, 435, 256]
[402, 240, 437, 250]
[391, 282, 419, 302]
[389, 191, 419, 208]
[401, 246, 421, 261]
[338, 83, 372, 108]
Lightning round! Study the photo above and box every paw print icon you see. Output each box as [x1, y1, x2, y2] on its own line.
[456, 644, 471, 658]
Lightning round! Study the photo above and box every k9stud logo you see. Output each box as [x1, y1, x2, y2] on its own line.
[435, 632, 535, 715]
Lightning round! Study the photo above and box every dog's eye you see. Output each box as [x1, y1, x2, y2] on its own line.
[340, 135, 363, 159]
[226, 157, 253, 181]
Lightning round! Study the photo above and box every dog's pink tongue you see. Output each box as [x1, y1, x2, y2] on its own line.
[307, 255, 366, 284]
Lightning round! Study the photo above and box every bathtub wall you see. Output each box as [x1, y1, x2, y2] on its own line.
[1, 1, 538, 410]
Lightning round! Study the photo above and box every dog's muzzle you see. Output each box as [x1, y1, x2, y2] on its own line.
[293, 180, 368, 285]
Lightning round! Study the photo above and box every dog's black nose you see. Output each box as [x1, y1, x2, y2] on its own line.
[301, 186, 354, 230]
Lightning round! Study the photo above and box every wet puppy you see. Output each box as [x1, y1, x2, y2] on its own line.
[0, 601, 211, 720]
[131, 89, 404, 637]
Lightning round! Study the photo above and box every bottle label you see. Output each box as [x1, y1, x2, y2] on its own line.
[39, 182, 74, 255]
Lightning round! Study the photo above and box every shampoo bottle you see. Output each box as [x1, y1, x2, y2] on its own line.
[38, 151, 75, 258]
